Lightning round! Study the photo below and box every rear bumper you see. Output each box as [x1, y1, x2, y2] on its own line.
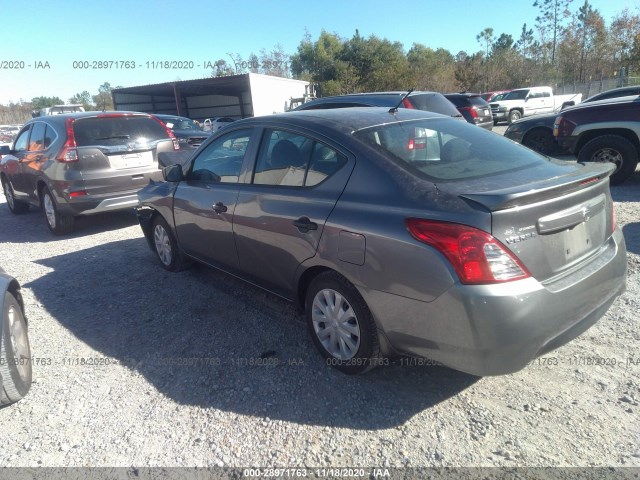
[54, 190, 141, 216]
[362, 228, 627, 376]
[476, 120, 494, 130]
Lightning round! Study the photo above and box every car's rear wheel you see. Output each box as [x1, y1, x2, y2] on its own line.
[523, 128, 556, 155]
[152, 216, 188, 272]
[41, 187, 74, 235]
[508, 110, 522, 124]
[0, 291, 32, 406]
[577, 135, 639, 185]
[1, 177, 29, 214]
[305, 272, 381, 374]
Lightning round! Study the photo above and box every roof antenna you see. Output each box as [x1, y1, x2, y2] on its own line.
[389, 88, 415, 113]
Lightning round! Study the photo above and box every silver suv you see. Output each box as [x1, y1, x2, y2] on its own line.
[0, 111, 178, 234]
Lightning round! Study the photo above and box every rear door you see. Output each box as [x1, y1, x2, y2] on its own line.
[173, 128, 256, 272]
[232, 128, 354, 298]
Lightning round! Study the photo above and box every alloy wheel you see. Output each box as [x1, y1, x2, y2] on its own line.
[43, 192, 57, 229]
[154, 224, 173, 266]
[7, 304, 30, 382]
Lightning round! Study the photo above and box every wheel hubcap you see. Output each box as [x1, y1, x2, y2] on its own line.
[7, 304, 30, 382]
[154, 224, 172, 266]
[43, 193, 56, 228]
[591, 148, 623, 173]
[3, 181, 15, 209]
[312, 289, 361, 360]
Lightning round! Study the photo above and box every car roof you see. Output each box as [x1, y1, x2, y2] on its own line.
[28, 111, 153, 122]
[563, 95, 640, 112]
[585, 86, 640, 102]
[235, 107, 444, 133]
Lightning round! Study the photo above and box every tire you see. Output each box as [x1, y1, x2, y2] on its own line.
[523, 128, 557, 155]
[1, 177, 29, 214]
[0, 291, 32, 406]
[577, 135, 639, 186]
[508, 110, 522, 124]
[41, 187, 74, 235]
[151, 216, 188, 272]
[305, 271, 382, 374]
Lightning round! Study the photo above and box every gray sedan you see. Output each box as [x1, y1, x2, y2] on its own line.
[136, 108, 626, 376]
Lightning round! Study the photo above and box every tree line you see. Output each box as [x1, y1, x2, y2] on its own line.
[2, 0, 638, 124]
[216, 0, 639, 96]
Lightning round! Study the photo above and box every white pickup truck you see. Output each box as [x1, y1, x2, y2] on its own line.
[490, 86, 582, 125]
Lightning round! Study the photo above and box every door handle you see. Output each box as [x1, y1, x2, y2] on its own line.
[212, 202, 228, 214]
[293, 216, 318, 233]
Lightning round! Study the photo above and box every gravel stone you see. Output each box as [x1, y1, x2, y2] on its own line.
[0, 158, 639, 469]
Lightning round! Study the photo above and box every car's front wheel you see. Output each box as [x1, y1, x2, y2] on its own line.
[41, 187, 74, 235]
[577, 135, 639, 185]
[305, 272, 382, 374]
[0, 291, 32, 406]
[1, 177, 29, 214]
[508, 110, 522, 124]
[152, 216, 188, 272]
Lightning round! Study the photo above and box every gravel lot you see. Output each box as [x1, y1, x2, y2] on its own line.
[0, 139, 639, 473]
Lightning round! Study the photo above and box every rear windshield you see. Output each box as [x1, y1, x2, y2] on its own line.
[407, 93, 461, 117]
[468, 96, 489, 107]
[73, 116, 169, 147]
[354, 118, 543, 182]
[160, 117, 202, 131]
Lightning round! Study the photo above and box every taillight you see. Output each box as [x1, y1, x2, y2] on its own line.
[56, 118, 79, 163]
[459, 106, 478, 119]
[553, 116, 576, 137]
[401, 98, 415, 109]
[406, 219, 531, 284]
[150, 115, 180, 150]
[611, 202, 616, 233]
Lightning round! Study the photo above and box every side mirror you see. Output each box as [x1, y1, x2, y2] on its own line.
[0, 145, 11, 155]
[561, 101, 575, 110]
[162, 163, 184, 182]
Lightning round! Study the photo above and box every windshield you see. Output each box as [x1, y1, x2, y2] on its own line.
[502, 90, 529, 100]
[354, 118, 543, 182]
[161, 117, 202, 131]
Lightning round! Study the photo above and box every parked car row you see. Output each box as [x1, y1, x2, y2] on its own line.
[0, 91, 631, 389]
[504, 86, 640, 184]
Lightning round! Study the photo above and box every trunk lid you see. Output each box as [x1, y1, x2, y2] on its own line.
[456, 162, 616, 282]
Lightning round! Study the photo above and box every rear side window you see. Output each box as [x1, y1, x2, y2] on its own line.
[73, 116, 169, 147]
[355, 118, 542, 182]
[253, 129, 346, 187]
[28, 122, 46, 151]
[406, 93, 461, 117]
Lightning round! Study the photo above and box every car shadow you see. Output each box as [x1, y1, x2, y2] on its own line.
[25, 237, 478, 429]
[0, 196, 138, 241]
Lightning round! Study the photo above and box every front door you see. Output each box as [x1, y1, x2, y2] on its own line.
[173, 128, 255, 272]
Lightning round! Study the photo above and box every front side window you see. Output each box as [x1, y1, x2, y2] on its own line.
[253, 129, 346, 187]
[13, 127, 31, 152]
[189, 128, 253, 183]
